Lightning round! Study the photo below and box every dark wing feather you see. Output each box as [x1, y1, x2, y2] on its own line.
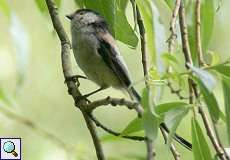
[95, 28, 132, 88]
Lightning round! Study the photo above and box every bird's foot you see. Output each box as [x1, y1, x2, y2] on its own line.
[65, 75, 87, 87]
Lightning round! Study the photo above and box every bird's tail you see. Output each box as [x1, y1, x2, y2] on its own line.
[128, 87, 192, 151]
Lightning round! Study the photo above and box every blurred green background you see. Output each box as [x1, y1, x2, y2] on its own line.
[0, 0, 229, 160]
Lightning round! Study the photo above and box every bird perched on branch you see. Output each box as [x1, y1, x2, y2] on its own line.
[66, 9, 192, 150]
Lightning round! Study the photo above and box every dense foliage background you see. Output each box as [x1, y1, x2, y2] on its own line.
[0, 0, 230, 159]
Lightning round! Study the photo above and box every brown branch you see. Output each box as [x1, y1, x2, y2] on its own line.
[136, 4, 154, 160]
[179, 1, 227, 160]
[45, 1, 105, 159]
[85, 96, 142, 117]
[167, 81, 189, 100]
[88, 113, 146, 141]
[160, 128, 181, 160]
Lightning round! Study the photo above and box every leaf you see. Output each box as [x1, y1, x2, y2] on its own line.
[141, 88, 159, 141]
[54, 0, 61, 8]
[121, 118, 143, 135]
[192, 76, 220, 122]
[35, 0, 47, 13]
[192, 118, 212, 160]
[0, 0, 10, 17]
[209, 61, 230, 78]
[155, 102, 189, 115]
[136, 0, 156, 64]
[83, 0, 138, 48]
[165, 106, 190, 145]
[222, 80, 230, 144]
[164, 0, 174, 10]
[10, 14, 30, 90]
[188, 63, 216, 92]
[187, 0, 215, 63]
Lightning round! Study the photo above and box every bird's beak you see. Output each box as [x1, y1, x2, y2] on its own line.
[66, 14, 74, 20]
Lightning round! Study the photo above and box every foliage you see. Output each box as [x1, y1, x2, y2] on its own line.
[0, 0, 230, 160]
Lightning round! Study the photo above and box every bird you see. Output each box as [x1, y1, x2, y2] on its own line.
[66, 8, 192, 150]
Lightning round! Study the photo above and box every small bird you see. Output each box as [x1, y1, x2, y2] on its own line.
[66, 9, 192, 150]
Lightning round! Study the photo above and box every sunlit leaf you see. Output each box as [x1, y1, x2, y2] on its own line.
[10, 13, 30, 90]
[192, 76, 220, 122]
[192, 118, 212, 160]
[74, 0, 84, 7]
[0, 0, 10, 17]
[222, 79, 230, 144]
[54, 0, 61, 8]
[188, 63, 216, 92]
[83, 0, 138, 47]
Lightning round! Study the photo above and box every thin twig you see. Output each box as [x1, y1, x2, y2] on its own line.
[160, 128, 181, 160]
[195, 0, 205, 66]
[88, 113, 146, 141]
[179, 1, 227, 160]
[167, 0, 181, 54]
[167, 81, 189, 100]
[85, 96, 142, 117]
[45, 1, 105, 159]
[136, 4, 154, 160]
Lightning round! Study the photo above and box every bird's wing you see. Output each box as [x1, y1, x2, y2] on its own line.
[94, 29, 132, 88]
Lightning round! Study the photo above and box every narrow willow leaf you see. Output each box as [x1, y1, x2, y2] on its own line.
[0, 0, 10, 17]
[121, 118, 143, 135]
[222, 79, 230, 144]
[136, 0, 156, 64]
[83, 0, 138, 47]
[188, 63, 216, 92]
[187, 0, 215, 63]
[35, 0, 47, 13]
[192, 76, 220, 122]
[164, 0, 174, 10]
[192, 118, 212, 160]
[165, 106, 190, 145]
[209, 61, 230, 78]
[141, 88, 159, 141]
[155, 102, 188, 115]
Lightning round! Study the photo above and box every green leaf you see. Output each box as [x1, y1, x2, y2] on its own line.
[74, 0, 84, 7]
[0, 0, 10, 17]
[192, 76, 220, 122]
[164, 0, 174, 10]
[155, 102, 189, 115]
[165, 106, 190, 145]
[136, 0, 156, 64]
[209, 61, 230, 78]
[188, 63, 216, 92]
[141, 88, 159, 141]
[187, 0, 215, 63]
[83, 0, 138, 48]
[192, 118, 212, 160]
[35, 0, 47, 13]
[54, 0, 61, 8]
[222, 80, 230, 144]
[121, 118, 143, 135]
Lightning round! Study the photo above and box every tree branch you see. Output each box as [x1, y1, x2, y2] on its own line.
[179, 1, 227, 160]
[45, 1, 105, 159]
[136, 4, 154, 160]
[88, 113, 146, 141]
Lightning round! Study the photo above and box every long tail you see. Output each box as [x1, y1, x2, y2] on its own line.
[128, 87, 192, 150]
